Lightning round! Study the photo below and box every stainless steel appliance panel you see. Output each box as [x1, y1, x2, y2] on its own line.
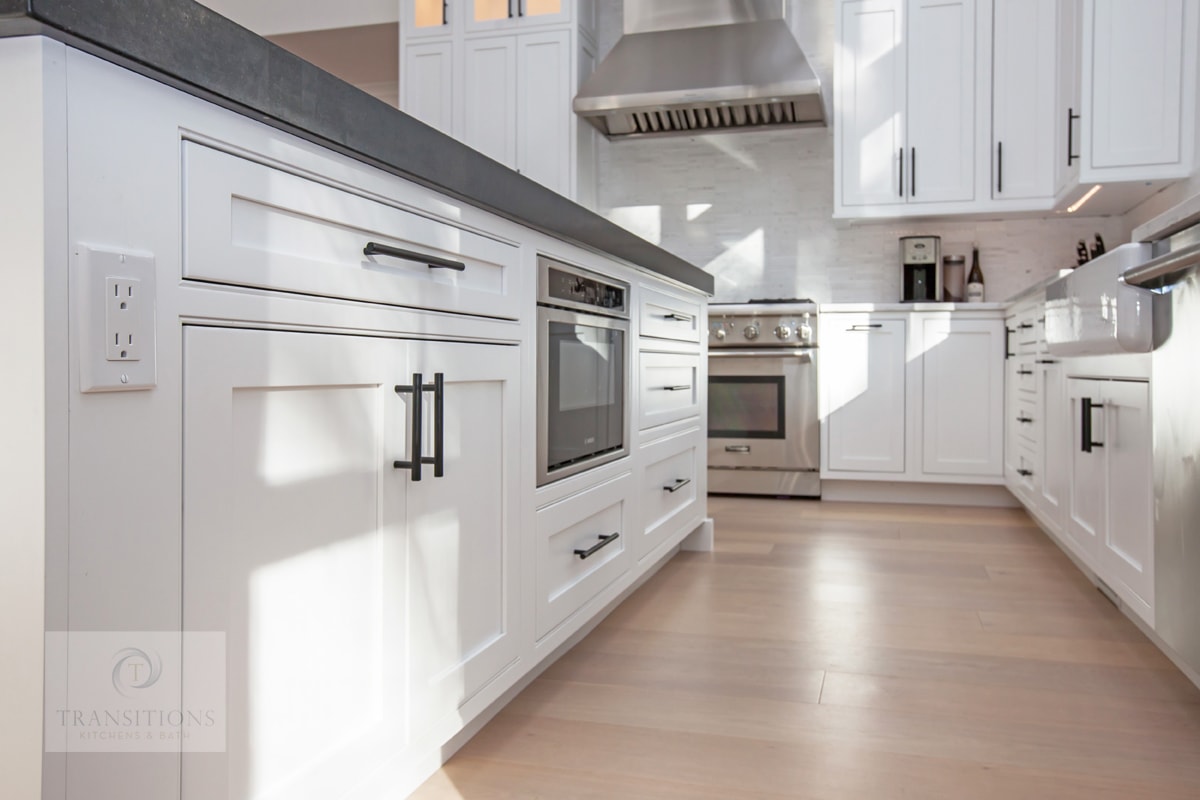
[708, 349, 818, 471]
[1148, 265, 1200, 674]
[537, 305, 630, 485]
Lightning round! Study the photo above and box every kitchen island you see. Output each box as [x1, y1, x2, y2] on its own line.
[0, 5, 711, 799]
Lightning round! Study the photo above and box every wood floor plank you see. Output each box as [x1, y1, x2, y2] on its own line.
[412, 497, 1200, 798]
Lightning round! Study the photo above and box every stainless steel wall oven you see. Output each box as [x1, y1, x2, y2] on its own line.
[537, 256, 630, 485]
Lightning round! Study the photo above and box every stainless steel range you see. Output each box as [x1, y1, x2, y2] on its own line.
[707, 299, 820, 497]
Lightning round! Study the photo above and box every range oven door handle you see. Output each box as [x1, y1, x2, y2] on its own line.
[709, 349, 814, 362]
[724, 445, 751, 453]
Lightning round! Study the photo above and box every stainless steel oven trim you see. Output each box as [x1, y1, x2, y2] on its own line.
[537, 256, 630, 318]
[537, 304, 631, 486]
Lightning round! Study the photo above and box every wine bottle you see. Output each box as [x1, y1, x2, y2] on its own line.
[966, 245, 985, 303]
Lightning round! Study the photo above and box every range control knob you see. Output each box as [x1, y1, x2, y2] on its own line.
[743, 325, 760, 340]
[774, 325, 793, 340]
[799, 323, 813, 342]
[712, 327, 727, 340]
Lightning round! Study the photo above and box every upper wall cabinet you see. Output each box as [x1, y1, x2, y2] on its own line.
[835, 0, 980, 214]
[992, 0, 1079, 203]
[1080, 0, 1199, 183]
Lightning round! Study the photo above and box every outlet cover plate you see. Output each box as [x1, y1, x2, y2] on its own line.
[77, 245, 157, 392]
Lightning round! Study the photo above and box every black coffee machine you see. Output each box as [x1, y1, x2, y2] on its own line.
[900, 235, 942, 302]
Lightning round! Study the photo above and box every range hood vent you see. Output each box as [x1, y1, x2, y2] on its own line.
[574, 1, 825, 139]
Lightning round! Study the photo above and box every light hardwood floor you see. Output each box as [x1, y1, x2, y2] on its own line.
[412, 497, 1200, 799]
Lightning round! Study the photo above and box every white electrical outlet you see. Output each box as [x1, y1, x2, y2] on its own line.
[105, 276, 149, 361]
[77, 245, 157, 392]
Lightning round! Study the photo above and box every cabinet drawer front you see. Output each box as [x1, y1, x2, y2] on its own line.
[535, 473, 633, 640]
[1012, 443, 1038, 494]
[1014, 396, 1038, 445]
[183, 142, 520, 319]
[636, 428, 703, 560]
[638, 351, 701, 429]
[1010, 357, 1037, 393]
[639, 286, 703, 342]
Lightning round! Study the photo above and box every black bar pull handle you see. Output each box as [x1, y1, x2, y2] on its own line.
[997, 141, 1003, 194]
[364, 241, 466, 272]
[1017, 468, 1033, 477]
[1081, 397, 1104, 453]
[899, 147, 905, 197]
[1018, 322, 1034, 330]
[1017, 414, 1034, 424]
[663, 478, 692, 494]
[1036, 358, 1059, 365]
[664, 312, 693, 322]
[911, 147, 916, 197]
[1005, 327, 1014, 360]
[442, 0, 448, 24]
[1067, 108, 1080, 166]
[394, 373, 425, 481]
[574, 532, 619, 559]
[430, 372, 445, 478]
[848, 323, 884, 331]
[661, 385, 692, 391]
[1017, 368, 1034, 376]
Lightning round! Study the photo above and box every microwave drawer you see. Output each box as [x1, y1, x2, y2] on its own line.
[638, 350, 702, 430]
[535, 472, 634, 641]
[182, 142, 519, 319]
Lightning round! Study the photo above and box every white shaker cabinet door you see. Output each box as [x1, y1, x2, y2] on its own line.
[402, 338, 523, 751]
[1098, 379, 1154, 625]
[836, 0, 907, 208]
[823, 316, 907, 473]
[906, 0, 976, 204]
[403, 40, 456, 135]
[516, 29, 572, 196]
[920, 317, 1004, 477]
[1065, 377, 1105, 570]
[182, 326, 410, 800]
[1083, 0, 1196, 180]
[463, 35, 518, 168]
[992, 0, 1060, 200]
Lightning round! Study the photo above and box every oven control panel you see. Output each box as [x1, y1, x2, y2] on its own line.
[709, 306, 818, 347]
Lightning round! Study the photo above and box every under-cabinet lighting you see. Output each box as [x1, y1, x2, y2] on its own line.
[1067, 184, 1102, 213]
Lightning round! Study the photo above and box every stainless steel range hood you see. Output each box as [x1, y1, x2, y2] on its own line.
[573, 0, 825, 139]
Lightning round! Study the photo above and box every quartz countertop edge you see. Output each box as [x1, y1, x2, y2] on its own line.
[820, 302, 1007, 312]
[0, 0, 714, 295]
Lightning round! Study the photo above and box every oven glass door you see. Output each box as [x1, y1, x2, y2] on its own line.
[707, 350, 818, 471]
[538, 306, 628, 484]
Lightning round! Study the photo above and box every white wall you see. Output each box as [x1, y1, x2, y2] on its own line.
[594, 0, 1132, 303]
[196, 0, 399, 35]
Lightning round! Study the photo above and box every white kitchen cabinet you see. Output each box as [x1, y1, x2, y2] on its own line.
[1081, 0, 1199, 182]
[991, 0, 1079, 202]
[835, 0, 978, 215]
[182, 326, 521, 799]
[462, 30, 572, 194]
[402, 40, 456, 134]
[1066, 377, 1154, 625]
[920, 316, 1004, 476]
[463, 36, 517, 165]
[634, 427, 704, 562]
[823, 309, 1005, 485]
[400, 1, 595, 201]
[1035, 355, 1068, 525]
[823, 315, 908, 473]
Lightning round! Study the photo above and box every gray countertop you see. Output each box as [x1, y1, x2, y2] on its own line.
[0, 0, 714, 294]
